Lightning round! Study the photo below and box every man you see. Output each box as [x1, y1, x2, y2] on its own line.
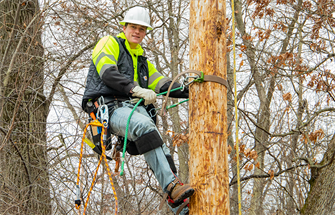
[82, 6, 194, 215]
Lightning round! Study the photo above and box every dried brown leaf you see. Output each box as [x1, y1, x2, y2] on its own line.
[228, 145, 232, 154]
[268, 170, 274, 180]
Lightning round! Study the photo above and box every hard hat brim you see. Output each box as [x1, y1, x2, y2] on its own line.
[120, 20, 153, 30]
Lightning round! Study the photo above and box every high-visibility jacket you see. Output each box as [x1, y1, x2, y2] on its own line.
[82, 32, 169, 110]
[82, 32, 188, 112]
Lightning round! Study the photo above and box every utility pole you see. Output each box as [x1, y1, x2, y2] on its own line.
[188, 1, 229, 214]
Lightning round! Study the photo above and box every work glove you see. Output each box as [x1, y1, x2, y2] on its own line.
[132, 86, 157, 105]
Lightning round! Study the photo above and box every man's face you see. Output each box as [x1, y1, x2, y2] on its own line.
[123, 23, 147, 49]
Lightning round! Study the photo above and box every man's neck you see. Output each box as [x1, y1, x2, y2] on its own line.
[129, 43, 138, 49]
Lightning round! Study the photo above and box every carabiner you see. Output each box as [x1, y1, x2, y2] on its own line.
[183, 75, 200, 87]
[97, 96, 105, 107]
[97, 104, 109, 128]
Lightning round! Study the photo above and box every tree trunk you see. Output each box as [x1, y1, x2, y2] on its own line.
[226, 52, 240, 214]
[300, 134, 335, 215]
[0, 0, 51, 214]
[166, 0, 190, 183]
[189, 0, 229, 214]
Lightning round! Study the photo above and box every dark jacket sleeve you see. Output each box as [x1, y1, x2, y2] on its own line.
[101, 65, 134, 96]
[159, 81, 189, 98]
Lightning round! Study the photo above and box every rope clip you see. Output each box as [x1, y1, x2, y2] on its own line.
[182, 75, 198, 90]
[182, 71, 204, 89]
[97, 103, 109, 128]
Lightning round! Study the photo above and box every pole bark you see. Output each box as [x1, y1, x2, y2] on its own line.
[189, 1, 229, 214]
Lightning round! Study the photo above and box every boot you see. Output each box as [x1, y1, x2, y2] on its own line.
[167, 179, 194, 206]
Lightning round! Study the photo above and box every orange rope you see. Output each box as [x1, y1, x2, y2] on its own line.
[75, 123, 89, 210]
[100, 135, 119, 213]
[76, 120, 118, 215]
[83, 141, 103, 214]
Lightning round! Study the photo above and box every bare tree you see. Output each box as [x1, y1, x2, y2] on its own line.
[227, 0, 335, 213]
[0, 0, 51, 214]
[1, 0, 334, 214]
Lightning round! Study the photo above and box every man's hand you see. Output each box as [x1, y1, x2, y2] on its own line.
[132, 86, 156, 105]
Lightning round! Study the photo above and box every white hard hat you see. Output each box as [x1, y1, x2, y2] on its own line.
[119, 7, 153, 30]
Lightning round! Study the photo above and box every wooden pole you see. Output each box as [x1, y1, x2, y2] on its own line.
[189, 0, 229, 214]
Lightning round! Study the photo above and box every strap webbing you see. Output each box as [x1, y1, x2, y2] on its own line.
[176, 199, 189, 215]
